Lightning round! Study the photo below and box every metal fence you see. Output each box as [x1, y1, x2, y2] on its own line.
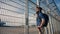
[0, 0, 26, 26]
[0, 0, 60, 34]
[0, 0, 37, 34]
[39, 0, 60, 34]
[0, 0, 26, 34]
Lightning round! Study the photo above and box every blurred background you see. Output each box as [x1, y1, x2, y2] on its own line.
[0, 0, 60, 34]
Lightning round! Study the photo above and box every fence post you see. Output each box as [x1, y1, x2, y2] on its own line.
[25, 0, 29, 34]
[46, 0, 54, 34]
[37, 0, 40, 6]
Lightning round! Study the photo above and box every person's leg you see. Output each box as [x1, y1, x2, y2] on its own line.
[37, 27, 40, 34]
[37, 29, 41, 34]
[38, 27, 44, 34]
[37, 27, 41, 34]
[39, 29, 43, 34]
[37, 30, 40, 34]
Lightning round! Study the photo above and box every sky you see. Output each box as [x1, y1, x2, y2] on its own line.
[54, 0, 60, 11]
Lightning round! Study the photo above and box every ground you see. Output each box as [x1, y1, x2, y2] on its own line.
[0, 26, 38, 34]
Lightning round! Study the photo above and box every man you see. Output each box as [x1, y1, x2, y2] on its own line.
[36, 6, 49, 34]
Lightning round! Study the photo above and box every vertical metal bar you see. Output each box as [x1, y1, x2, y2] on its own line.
[44, 27, 49, 34]
[25, 0, 29, 34]
[37, 0, 40, 6]
[47, 22, 51, 34]
[49, 16, 54, 34]
[46, 0, 54, 34]
[49, 16, 52, 34]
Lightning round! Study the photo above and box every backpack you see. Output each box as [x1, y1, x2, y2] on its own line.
[38, 13, 49, 27]
[43, 14, 49, 27]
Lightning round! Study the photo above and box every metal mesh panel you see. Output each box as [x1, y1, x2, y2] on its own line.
[0, 0, 60, 34]
[40, 0, 60, 34]
[0, 0, 26, 34]
[28, 0, 38, 34]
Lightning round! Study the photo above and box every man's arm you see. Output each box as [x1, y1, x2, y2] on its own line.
[40, 18, 45, 27]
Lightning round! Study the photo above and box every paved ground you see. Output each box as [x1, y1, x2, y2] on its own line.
[0, 27, 38, 34]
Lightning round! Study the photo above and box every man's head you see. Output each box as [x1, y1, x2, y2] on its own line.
[36, 6, 42, 12]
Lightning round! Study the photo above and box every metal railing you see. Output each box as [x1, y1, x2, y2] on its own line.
[0, 0, 60, 34]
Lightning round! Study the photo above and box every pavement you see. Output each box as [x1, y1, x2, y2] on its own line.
[0, 27, 38, 34]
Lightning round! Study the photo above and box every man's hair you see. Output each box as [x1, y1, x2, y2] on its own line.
[36, 6, 42, 10]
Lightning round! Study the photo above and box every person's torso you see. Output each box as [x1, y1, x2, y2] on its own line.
[36, 11, 49, 23]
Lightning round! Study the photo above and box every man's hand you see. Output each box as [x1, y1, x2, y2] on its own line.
[37, 26, 42, 30]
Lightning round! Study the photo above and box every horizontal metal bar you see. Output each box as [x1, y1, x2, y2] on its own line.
[49, 14, 60, 22]
[29, 15, 36, 18]
[29, 7, 36, 11]
[29, 19, 36, 21]
[0, 1, 26, 11]
[29, 4, 36, 8]
[0, 7, 24, 14]
[0, 14, 24, 19]
[29, 12, 35, 15]
[29, 0, 37, 5]
[10, 0, 26, 8]
[0, 26, 25, 27]
[19, 0, 26, 4]
[1, 20, 24, 23]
